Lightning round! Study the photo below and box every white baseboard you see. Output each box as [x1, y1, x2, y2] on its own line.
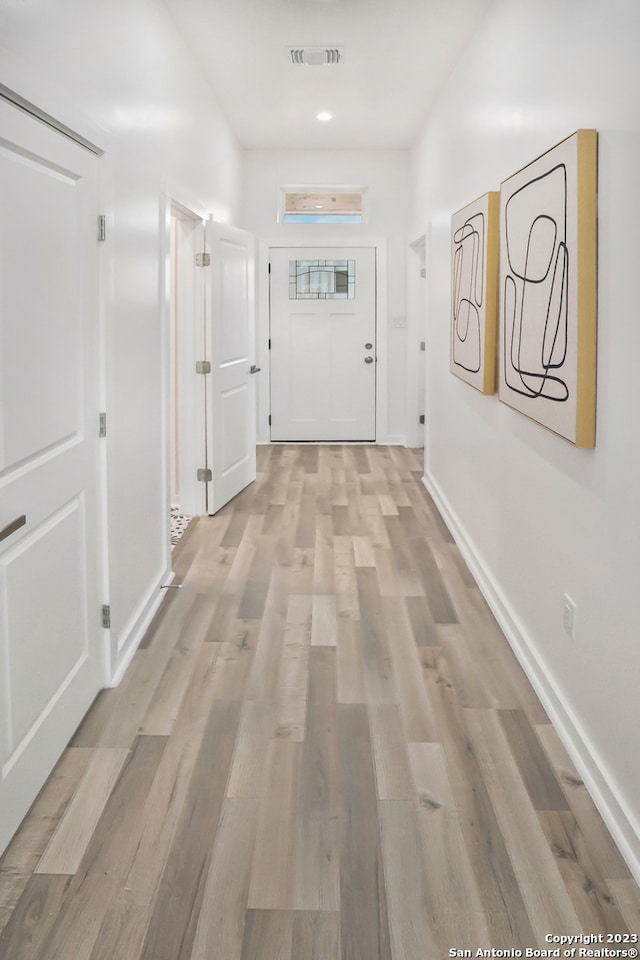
[108, 566, 175, 688]
[424, 470, 640, 887]
[380, 434, 406, 446]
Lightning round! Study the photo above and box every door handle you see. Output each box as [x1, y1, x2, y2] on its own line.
[0, 514, 26, 544]
[364, 356, 374, 364]
[250, 365, 261, 374]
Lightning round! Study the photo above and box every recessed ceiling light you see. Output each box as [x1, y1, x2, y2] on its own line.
[316, 111, 333, 122]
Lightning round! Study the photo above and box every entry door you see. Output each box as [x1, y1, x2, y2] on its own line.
[0, 101, 104, 854]
[270, 246, 376, 441]
[205, 219, 257, 513]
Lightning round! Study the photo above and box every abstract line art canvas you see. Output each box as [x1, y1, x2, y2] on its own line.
[451, 192, 499, 394]
[499, 130, 598, 446]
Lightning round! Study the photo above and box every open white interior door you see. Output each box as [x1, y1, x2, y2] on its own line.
[205, 219, 257, 514]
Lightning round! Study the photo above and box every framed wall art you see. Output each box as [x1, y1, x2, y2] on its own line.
[451, 192, 500, 394]
[499, 129, 598, 447]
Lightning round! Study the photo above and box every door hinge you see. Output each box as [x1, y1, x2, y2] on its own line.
[197, 467, 213, 482]
[99, 412, 107, 437]
[419, 414, 425, 425]
[101, 604, 111, 628]
[268, 338, 271, 349]
[268, 263, 271, 274]
[98, 215, 106, 242]
[195, 252, 211, 267]
[268, 415, 271, 426]
[195, 360, 211, 375]
[420, 341, 426, 351]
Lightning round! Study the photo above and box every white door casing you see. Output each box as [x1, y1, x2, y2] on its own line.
[170, 208, 206, 518]
[269, 246, 377, 442]
[0, 100, 104, 855]
[205, 219, 257, 514]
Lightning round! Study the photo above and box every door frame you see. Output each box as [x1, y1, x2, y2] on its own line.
[256, 237, 389, 444]
[160, 191, 208, 530]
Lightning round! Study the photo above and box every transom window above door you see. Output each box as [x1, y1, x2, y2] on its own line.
[279, 187, 366, 224]
[289, 259, 356, 299]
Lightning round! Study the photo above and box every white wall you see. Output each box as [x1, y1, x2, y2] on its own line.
[241, 149, 410, 444]
[0, 0, 243, 680]
[410, 0, 640, 878]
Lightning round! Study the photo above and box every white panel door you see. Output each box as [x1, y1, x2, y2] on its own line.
[270, 247, 376, 441]
[0, 100, 104, 855]
[205, 219, 257, 513]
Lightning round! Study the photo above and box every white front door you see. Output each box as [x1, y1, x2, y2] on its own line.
[269, 246, 377, 441]
[205, 219, 257, 513]
[0, 100, 104, 854]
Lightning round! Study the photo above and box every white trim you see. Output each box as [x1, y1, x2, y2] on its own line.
[423, 469, 640, 887]
[108, 568, 175, 687]
[258, 236, 389, 444]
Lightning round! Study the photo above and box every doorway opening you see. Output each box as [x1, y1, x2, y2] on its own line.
[169, 202, 206, 533]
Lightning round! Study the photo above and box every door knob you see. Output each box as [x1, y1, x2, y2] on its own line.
[249, 365, 261, 374]
[364, 356, 374, 364]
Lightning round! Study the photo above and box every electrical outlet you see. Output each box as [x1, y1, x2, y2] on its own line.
[562, 594, 576, 638]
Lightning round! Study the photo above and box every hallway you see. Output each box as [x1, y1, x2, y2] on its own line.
[0, 445, 638, 959]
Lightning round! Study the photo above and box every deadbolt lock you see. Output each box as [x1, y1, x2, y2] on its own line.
[365, 342, 373, 349]
[364, 356, 374, 364]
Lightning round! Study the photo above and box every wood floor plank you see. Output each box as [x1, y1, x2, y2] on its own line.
[337, 704, 392, 960]
[248, 740, 302, 910]
[335, 617, 367, 705]
[465, 708, 584, 940]
[141, 594, 216, 734]
[189, 798, 259, 960]
[310, 594, 337, 647]
[226, 698, 273, 798]
[381, 597, 438, 741]
[88, 644, 224, 960]
[275, 624, 309, 741]
[313, 515, 334, 594]
[296, 648, 339, 911]
[428, 658, 539, 946]
[408, 742, 492, 953]
[241, 910, 293, 960]
[369, 704, 413, 799]
[292, 911, 340, 959]
[77, 735, 168, 882]
[138, 700, 241, 960]
[356, 568, 398, 704]
[608, 880, 640, 935]
[0, 875, 72, 960]
[535, 724, 634, 881]
[537, 810, 631, 935]
[35, 748, 129, 875]
[372, 546, 400, 596]
[31, 874, 114, 960]
[244, 567, 289, 701]
[500, 709, 569, 811]
[378, 800, 439, 959]
[333, 535, 360, 621]
[0, 747, 91, 934]
[405, 595, 440, 646]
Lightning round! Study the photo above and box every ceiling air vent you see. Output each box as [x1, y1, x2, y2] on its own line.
[289, 46, 344, 66]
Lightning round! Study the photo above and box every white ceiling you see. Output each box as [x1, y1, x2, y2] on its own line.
[162, 0, 495, 150]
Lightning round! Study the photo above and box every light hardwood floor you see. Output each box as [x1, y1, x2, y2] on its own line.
[1, 445, 639, 959]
